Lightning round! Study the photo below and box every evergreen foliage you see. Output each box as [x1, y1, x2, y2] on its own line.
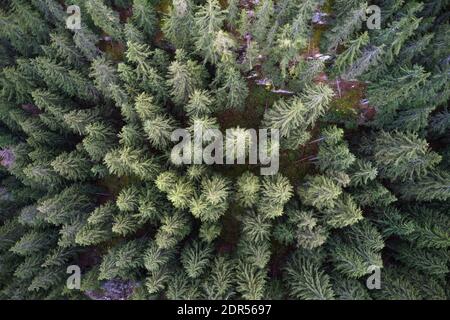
[0, 0, 448, 301]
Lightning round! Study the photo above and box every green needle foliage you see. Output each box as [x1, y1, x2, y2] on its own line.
[0, 0, 448, 301]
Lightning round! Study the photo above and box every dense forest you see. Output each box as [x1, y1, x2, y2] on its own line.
[0, 0, 449, 300]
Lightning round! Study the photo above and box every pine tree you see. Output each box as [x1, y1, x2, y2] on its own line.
[118, 123, 145, 147]
[72, 27, 101, 61]
[324, 193, 363, 228]
[349, 159, 378, 187]
[257, 174, 293, 218]
[14, 254, 45, 280]
[167, 50, 206, 105]
[317, 137, 356, 172]
[83, 122, 117, 162]
[9, 230, 55, 256]
[373, 3, 423, 65]
[181, 240, 213, 278]
[134, 92, 163, 122]
[112, 213, 141, 236]
[189, 175, 230, 223]
[165, 271, 201, 299]
[33, 57, 99, 101]
[85, 0, 123, 41]
[51, 150, 92, 181]
[194, 0, 226, 64]
[143, 242, 174, 273]
[87, 202, 117, 225]
[235, 260, 267, 300]
[263, 84, 332, 147]
[145, 266, 172, 295]
[185, 89, 214, 118]
[143, 115, 178, 150]
[63, 108, 102, 135]
[393, 243, 449, 276]
[131, 0, 157, 38]
[215, 62, 249, 110]
[241, 212, 272, 243]
[373, 267, 422, 300]
[368, 65, 430, 126]
[226, 0, 239, 28]
[162, 0, 195, 49]
[155, 212, 191, 250]
[333, 32, 370, 76]
[284, 209, 328, 250]
[241, 40, 261, 73]
[235, 172, 260, 208]
[202, 256, 235, 299]
[28, 267, 65, 292]
[342, 45, 385, 80]
[98, 240, 145, 280]
[90, 57, 119, 97]
[326, 3, 367, 52]
[284, 250, 335, 300]
[252, 0, 274, 46]
[214, 30, 237, 63]
[298, 175, 342, 210]
[332, 276, 372, 300]
[37, 185, 94, 226]
[48, 33, 85, 68]
[373, 131, 442, 181]
[0, 0, 449, 301]
[263, 96, 306, 138]
[116, 185, 140, 212]
[239, 240, 271, 270]
[330, 221, 383, 278]
[397, 169, 450, 202]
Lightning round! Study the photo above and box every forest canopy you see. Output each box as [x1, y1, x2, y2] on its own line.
[0, 0, 449, 300]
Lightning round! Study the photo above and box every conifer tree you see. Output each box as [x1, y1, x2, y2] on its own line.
[83, 122, 117, 162]
[202, 255, 235, 299]
[333, 32, 370, 76]
[185, 89, 214, 118]
[85, 0, 123, 41]
[397, 169, 450, 202]
[298, 175, 342, 210]
[0, 0, 449, 301]
[167, 50, 206, 105]
[98, 240, 145, 280]
[51, 150, 92, 181]
[252, 0, 274, 46]
[373, 131, 441, 181]
[162, 0, 195, 49]
[235, 172, 260, 208]
[284, 250, 335, 300]
[37, 185, 94, 226]
[324, 194, 363, 228]
[194, 0, 226, 64]
[155, 212, 191, 250]
[257, 174, 293, 219]
[215, 62, 249, 110]
[72, 27, 101, 61]
[368, 65, 430, 126]
[326, 3, 367, 52]
[330, 221, 383, 278]
[235, 260, 267, 300]
[131, 0, 157, 38]
[181, 240, 213, 279]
